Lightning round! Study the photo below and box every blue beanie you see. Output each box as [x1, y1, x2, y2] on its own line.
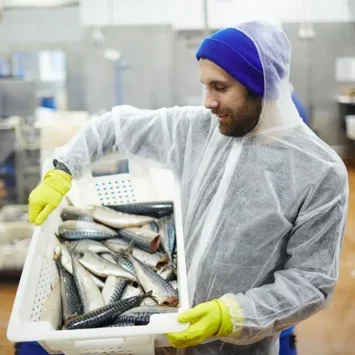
[196, 27, 265, 97]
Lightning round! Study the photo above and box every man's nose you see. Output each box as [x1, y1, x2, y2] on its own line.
[204, 91, 219, 110]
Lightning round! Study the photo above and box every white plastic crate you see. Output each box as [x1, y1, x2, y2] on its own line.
[7, 162, 189, 355]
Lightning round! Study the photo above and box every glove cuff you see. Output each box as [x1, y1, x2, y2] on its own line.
[215, 299, 234, 337]
[44, 169, 72, 195]
[216, 296, 244, 337]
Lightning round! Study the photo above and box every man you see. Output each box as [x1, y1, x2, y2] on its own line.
[28, 22, 348, 355]
[277, 89, 309, 355]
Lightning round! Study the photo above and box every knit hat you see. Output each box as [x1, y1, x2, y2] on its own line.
[196, 27, 265, 97]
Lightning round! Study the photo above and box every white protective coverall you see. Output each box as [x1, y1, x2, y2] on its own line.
[54, 22, 349, 354]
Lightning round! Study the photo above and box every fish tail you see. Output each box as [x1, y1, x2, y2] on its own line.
[118, 241, 134, 257]
[143, 290, 156, 302]
[68, 248, 80, 263]
[127, 241, 134, 254]
[65, 241, 76, 253]
[110, 251, 121, 262]
[111, 240, 134, 262]
[55, 232, 65, 243]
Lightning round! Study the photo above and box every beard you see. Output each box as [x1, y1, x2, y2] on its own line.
[212, 95, 262, 137]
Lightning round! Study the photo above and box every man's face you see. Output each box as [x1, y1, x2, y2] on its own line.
[199, 59, 262, 137]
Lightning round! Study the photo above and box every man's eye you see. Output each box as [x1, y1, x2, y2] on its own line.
[216, 86, 227, 92]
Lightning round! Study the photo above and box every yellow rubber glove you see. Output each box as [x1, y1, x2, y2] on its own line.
[166, 299, 233, 349]
[28, 169, 72, 226]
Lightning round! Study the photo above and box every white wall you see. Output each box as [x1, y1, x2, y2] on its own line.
[3, 0, 74, 6]
[112, 0, 172, 25]
[80, 0, 353, 29]
[80, 0, 111, 26]
[80, 0, 174, 26]
[0, 6, 83, 44]
[170, 0, 204, 30]
[280, 0, 351, 22]
[177, 0, 352, 28]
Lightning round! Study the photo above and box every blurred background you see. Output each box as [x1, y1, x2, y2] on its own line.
[0, 0, 355, 354]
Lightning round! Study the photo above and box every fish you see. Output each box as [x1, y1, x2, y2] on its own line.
[115, 305, 177, 325]
[157, 218, 169, 258]
[121, 284, 143, 299]
[140, 296, 158, 306]
[87, 253, 116, 290]
[91, 274, 105, 290]
[54, 244, 105, 289]
[157, 215, 176, 263]
[167, 216, 177, 261]
[135, 249, 168, 270]
[101, 252, 135, 277]
[118, 228, 160, 253]
[102, 276, 128, 305]
[60, 243, 73, 274]
[131, 248, 168, 270]
[69, 239, 113, 255]
[157, 264, 176, 282]
[71, 253, 105, 313]
[56, 261, 82, 322]
[141, 221, 159, 233]
[104, 238, 130, 253]
[54, 243, 104, 289]
[60, 206, 95, 222]
[54, 243, 73, 274]
[105, 239, 167, 270]
[104, 201, 174, 218]
[123, 244, 179, 306]
[116, 255, 135, 275]
[59, 220, 118, 241]
[100, 252, 117, 263]
[78, 251, 136, 281]
[40, 279, 63, 330]
[64, 292, 153, 330]
[93, 206, 155, 228]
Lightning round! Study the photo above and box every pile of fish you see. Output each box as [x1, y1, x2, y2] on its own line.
[51, 201, 179, 330]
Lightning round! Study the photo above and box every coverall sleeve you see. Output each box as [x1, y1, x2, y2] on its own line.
[53, 105, 211, 178]
[220, 165, 349, 345]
